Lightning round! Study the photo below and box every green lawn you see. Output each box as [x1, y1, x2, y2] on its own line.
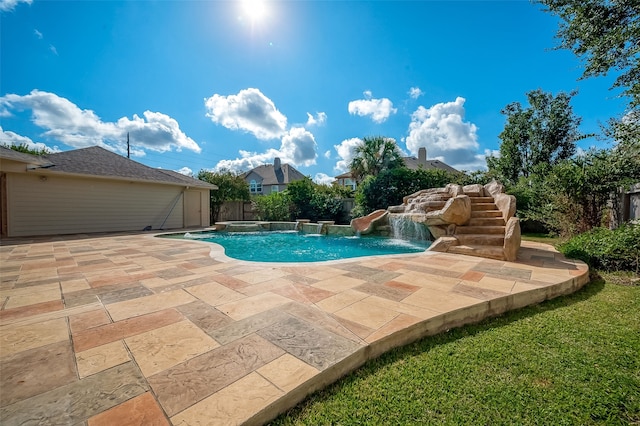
[270, 238, 640, 425]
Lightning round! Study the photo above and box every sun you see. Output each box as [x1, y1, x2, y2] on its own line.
[241, 0, 268, 23]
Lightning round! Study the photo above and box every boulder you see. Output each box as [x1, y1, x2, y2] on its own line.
[494, 193, 517, 221]
[484, 180, 504, 197]
[503, 217, 521, 261]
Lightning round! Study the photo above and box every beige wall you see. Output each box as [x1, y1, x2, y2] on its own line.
[6, 173, 209, 237]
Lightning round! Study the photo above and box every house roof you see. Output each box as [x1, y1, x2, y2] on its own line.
[1, 145, 216, 189]
[402, 156, 460, 174]
[0, 145, 54, 167]
[242, 162, 306, 185]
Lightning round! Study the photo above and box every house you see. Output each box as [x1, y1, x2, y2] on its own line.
[242, 157, 306, 195]
[334, 147, 459, 189]
[0, 145, 217, 237]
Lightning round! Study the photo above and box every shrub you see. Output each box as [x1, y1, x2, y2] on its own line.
[558, 223, 640, 272]
[252, 192, 291, 221]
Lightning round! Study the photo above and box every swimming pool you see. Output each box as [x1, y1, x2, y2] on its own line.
[164, 231, 430, 262]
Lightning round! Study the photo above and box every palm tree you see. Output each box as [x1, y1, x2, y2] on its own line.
[349, 136, 405, 182]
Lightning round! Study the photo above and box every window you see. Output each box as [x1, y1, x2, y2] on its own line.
[271, 185, 279, 193]
[250, 180, 262, 193]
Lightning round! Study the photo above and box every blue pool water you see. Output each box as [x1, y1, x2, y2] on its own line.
[167, 231, 430, 262]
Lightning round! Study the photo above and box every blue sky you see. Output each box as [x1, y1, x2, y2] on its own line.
[0, 0, 627, 183]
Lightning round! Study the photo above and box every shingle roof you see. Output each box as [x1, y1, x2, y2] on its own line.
[242, 162, 306, 185]
[402, 156, 460, 174]
[0, 145, 54, 167]
[4, 146, 216, 189]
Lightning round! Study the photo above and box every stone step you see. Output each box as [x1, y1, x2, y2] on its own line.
[468, 217, 506, 226]
[471, 203, 498, 211]
[448, 245, 505, 260]
[471, 210, 503, 218]
[469, 196, 495, 203]
[455, 225, 505, 234]
[455, 234, 504, 246]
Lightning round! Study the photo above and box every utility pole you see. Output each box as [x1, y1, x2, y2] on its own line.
[127, 132, 130, 159]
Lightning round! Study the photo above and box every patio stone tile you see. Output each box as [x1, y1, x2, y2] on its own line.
[76, 340, 131, 378]
[257, 354, 320, 392]
[460, 270, 485, 282]
[73, 308, 184, 352]
[210, 274, 251, 290]
[365, 313, 423, 343]
[282, 274, 320, 285]
[233, 268, 289, 285]
[330, 314, 375, 340]
[393, 271, 460, 291]
[177, 300, 234, 335]
[85, 271, 139, 288]
[0, 317, 68, 358]
[257, 315, 363, 371]
[209, 309, 291, 345]
[99, 285, 153, 305]
[186, 282, 246, 307]
[152, 276, 212, 293]
[60, 278, 91, 293]
[0, 299, 64, 322]
[453, 283, 509, 301]
[281, 302, 366, 343]
[334, 299, 399, 330]
[0, 340, 77, 406]
[239, 277, 292, 297]
[401, 264, 464, 278]
[354, 282, 413, 302]
[125, 320, 220, 377]
[384, 280, 421, 293]
[401, 287, 483, 313]
[335, 264, 382, 276]
[106, 289, 196, 321]
[64, 293, 100, 308]
[305, 266, 350, 281]
[87, 392, 169, 426]
[148, 334, 285, 417]
[170, 372, 282, 426]
[312, 275, 366, 293]
[361, 270, 402, 284]
[217, 292, 291, 321]
[315, 288, 368, 313]
[471, 261, 507, 274]
[154, 267, 195, 280]
[0, 362, 148, 426]
[477, 275, 518, 293]
[270, 283, 334, 304]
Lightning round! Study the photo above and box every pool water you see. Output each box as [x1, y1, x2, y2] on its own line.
[169, 231, 430, 262]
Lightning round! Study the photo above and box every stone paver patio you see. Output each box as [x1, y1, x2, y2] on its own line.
[0, 231, 589, 425]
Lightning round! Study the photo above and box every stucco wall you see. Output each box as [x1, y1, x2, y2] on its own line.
[6, 173, 204, 237]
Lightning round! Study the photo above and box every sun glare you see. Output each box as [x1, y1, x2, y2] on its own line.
[242, 0, 268, 22]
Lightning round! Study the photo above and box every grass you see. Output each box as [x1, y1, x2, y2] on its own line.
[269, 236, 640, 425]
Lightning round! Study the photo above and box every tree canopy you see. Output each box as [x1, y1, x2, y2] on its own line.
[538, 0, 640, 108]
[487, 89, 584, 184]
[197, 170, 250, 223]
[3, 143, 50, 156]
[349, 136, 405, 182]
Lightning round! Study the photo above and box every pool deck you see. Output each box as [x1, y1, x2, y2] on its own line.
[0, 231, 589, 425]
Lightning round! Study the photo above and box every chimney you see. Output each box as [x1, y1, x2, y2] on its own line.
[273, 157, 281, 170]
[418, 147, 427, 165]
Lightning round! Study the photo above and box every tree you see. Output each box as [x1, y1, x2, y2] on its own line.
[196, 170, 250, 223]
[487, 89, 584, 184]
[3, 143, 50, 156]
[349, 136, 405, 182]
[538, 0, 640, 108]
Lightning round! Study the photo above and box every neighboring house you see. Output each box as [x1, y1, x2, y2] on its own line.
[613, 182, 640, 227]
[242, 157, 306, 195]
[0, 146, 217, 237]
[334, 147, 459, 189]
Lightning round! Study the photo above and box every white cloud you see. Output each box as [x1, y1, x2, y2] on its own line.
[0, 0, 31, 12]
[306, 112, 326, 126]
[212, 127, 317, 173]
[323, 150, 331, 159]
[204, 88, 287, 140]
[49, 44, 58, 55]
[0, 126, 61, 153]
[408, 87, 424, 99]
[175, 166, 193, 176]
[313, 173, 334, 185]
[0, 90, 201, 156]
[34, 29, 42, 39]
[405, 97, 486, 170]
[333, 137, 363, 173]
[348, 91, 397, 123]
